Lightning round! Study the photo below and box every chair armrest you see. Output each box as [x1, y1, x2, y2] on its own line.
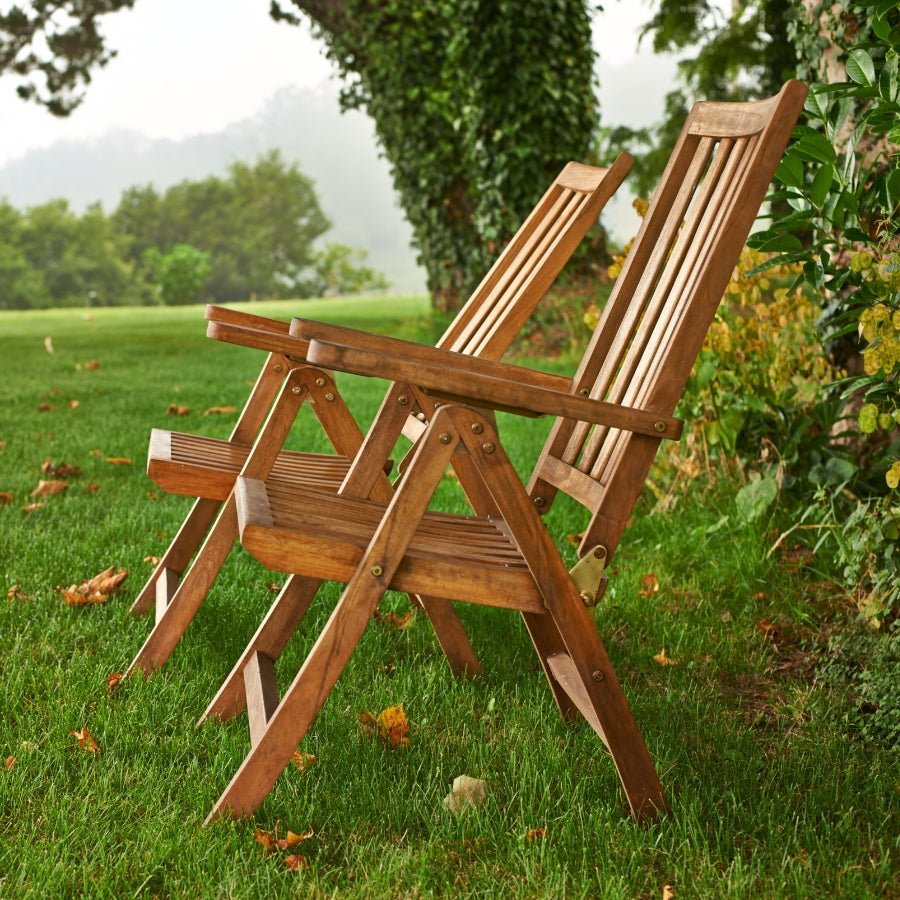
[205, 305, 291, 334]
[291, 318, 573, 394]
[306, 336, 683, 440]
[206, 319, 311, 361]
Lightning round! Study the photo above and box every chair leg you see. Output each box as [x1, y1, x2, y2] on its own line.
[198, 574, 322, 725]
[130, 497, 222, 616]
[126, 496, 239, 676]
[415, 596, 482, 677]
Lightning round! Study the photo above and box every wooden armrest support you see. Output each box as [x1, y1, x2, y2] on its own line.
[206, 320, 310, 361]
[291, 318, 573, 394]
[205, 305, 291, 334]
[306, 338, 683, 440]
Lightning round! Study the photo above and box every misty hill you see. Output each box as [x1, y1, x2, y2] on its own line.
[0, 85, 425, 293]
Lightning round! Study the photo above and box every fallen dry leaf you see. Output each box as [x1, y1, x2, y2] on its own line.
[652, 648, 680, 667]
[277, 829, 314, 850]
[68, 399, 80, 410]
[4, 755, 14, 771]
[85, 482, 100, 494]
[7, 585, 29, 602]
[639, 573, 660, 597]
[21, 502, 43, 513]
[83, 360, 100, 371]
[756, 619, 780, 640]
[284, 854, 308, 871]
[146, 490, 158, 500]
[254, 828, 277, 853]
[44, 336, 54, 354]
[105, 457, 132, 466]
[376, 704, 410, 748]
[31, 479, 68, 497]
[203, 405, 236, 416]
[526, 828, 546, 842]
[290, 752, 318, 773]
[106, 672, 122, 692]
[662, 886, 675, 900]
[0, 491, 12, 505]
[358, 710, 377, 739]
[70, 727, 99, 753]
[36, 402, 53, 412]
[41, 460, 82, 478]
[166, 404, 190, 416]
[375, 609, 416, 630]
[144, 555, 161, 565]
[443, 775, 488, 814]
[565, 531, 585, 546]
[89, 449, 104, 457]
[267, 582, 281, 594]
[60, 566, 128, 606]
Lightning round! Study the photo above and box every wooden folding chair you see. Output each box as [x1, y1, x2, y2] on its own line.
[126, 157, 632, 681]
[204, 82, 806, 825]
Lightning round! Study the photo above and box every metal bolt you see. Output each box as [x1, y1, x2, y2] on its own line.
[654, 421, 666, 433]
[592, 670, 605, 682]
[273, 364, 283, 374]
[439, 433, 451, 444]
[416, 412, 426, 421]
[315, 377, 326, 387]
[325, 392, 335, 402]
[580, 591, 593, 605]
[482, 442, 495, 454]
[370, 564, 383, 577]
[471, 422, 484, 434]
[291, 386, 302, 395]
[398, 395, 409, 406]
[579, 388, 590, 397]
[533, 496, 546, 508]
[594, 546, 606, 559]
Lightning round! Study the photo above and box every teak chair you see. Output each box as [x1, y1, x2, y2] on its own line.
[205, 82, 807, 825]
[126, 158, 632, 681]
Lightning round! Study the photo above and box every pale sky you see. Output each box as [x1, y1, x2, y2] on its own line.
[0, 0, 678, 167]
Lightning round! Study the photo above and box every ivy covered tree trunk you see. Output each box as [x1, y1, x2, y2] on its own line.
[278, 0, 598, 310]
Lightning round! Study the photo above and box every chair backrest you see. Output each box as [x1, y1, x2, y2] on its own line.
[437, 157, 631, 359]
[529, 81, 807, 559]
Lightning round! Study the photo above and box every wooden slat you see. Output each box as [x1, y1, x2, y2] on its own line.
[154, 568, 179, 624]
[546, 652, 609, 749]
[244, 651, 280, 748]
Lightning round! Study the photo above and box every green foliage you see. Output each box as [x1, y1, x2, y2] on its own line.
[280, 0, 598, 309]
[302, 243, 390, 298]
[142, 244, 211, 306]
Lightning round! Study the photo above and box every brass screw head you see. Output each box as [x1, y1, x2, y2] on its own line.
[580, 590, 593, 605]
[398, 395, 410, 406]
[325, 392, 335, 401]
[533, 496, 546, 508]
[315, 377, 326, 387]
[370, 564, 383, 577]
[654, 421, 666, 433]
[482, 442, 495, 454]
[291, 386, 302, 395]
[439, 433, 451, 444]
[594, 546, 606, 559]
[416, 412, 426, 421]
[592, 670, 605, 682]
[579, 388, 590, 397]
[273, 364, 283, 373]
[471, 422, 484, 434]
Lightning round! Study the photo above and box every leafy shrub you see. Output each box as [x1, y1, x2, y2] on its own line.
[142, 244, 212, 306]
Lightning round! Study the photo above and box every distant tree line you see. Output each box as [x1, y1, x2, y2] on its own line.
[0, 150, 388, 309]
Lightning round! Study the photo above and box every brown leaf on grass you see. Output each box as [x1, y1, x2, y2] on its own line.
[0, 491, 13, 505]
[254, 828, 277, 853]
[283, 854, 308, 871]
[526, 828, 546, 842]
[7, 585, 29, 602]
[203, 405, 236, 416]
[443, 775, 488, 814]
[85, 482, 100, 494]
[31, 479, 68, 497]
[21, 502, 43, 513]
[374, 609, 416, 630]
[144, 555, 161, 565]
[358, 711, 377, 739]
[753, 592, 766, 602]
[662, 886, 675, 900]
[83, 360, 100, 371]
[69, 399, 80, 410]
[41, 460, 82, 478]
[756, 619, 780, 640]
[106, 672, 122, 692]
[565, 531, 585, 546]
[376, 704, 410, 748]
[267, 582, 281, 594]
[652, 648, 680, 667]
[89, 449, 104, 457]
[146, 490, 159, 500]
[70, 727, 99, 753]
[290, 752, 318, 773]
[105, 457, 132, 466]
[639, 573, 660, 597]
[60, 566, 128, 606]
[277, 829, 314, 850]
[4, 755, 14, 771]
[36, 402, 53, 412]
[166, 404, 190, 416]
[44, 336, 54, 354]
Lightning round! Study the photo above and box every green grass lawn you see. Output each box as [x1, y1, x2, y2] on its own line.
[0, 299, 897, 898]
